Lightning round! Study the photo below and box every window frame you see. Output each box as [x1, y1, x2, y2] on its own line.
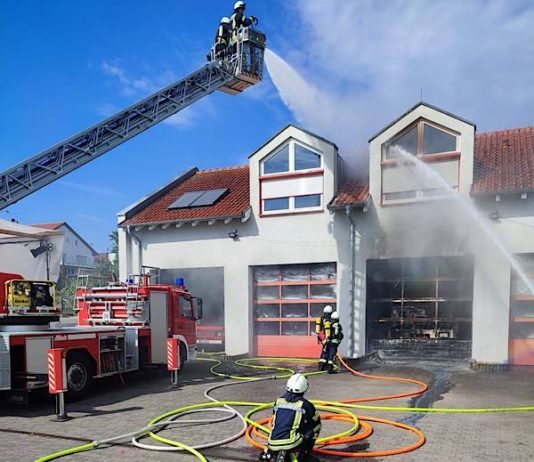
[261, 140, 323, 177]
[382, 119, 459, 162]
[381, 119, 461, 205]
[262, 193, 323, 216]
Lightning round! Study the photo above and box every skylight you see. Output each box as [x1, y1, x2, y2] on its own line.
[168, 188, 228, 209]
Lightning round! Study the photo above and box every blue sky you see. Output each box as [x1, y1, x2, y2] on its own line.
[2, 1, 533, 251]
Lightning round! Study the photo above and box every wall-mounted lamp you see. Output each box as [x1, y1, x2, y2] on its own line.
[30, 242, 53, 258]
[228, 229, 239, 240]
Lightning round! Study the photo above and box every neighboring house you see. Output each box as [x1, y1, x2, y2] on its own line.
[117, 102, 534, 368]
[32, 222, 97, 277]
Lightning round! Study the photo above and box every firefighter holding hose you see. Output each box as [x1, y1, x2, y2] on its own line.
[259, 374, 322, 462]
[315, 305, 333, 371]
[325, 311, 344, 374]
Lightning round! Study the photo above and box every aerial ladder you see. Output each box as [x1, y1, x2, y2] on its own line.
[0, 27, 266, 210]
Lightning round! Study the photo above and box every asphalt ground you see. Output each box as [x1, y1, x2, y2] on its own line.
[1, 358, 533, 462]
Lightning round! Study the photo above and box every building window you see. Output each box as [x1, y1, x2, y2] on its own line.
[295, 144, 321, 171]
[262, 195, 323, 214]
[381, 119, 460, 204]
[263, 145, 290, 174]
[295, 194, 321, 208]
[264, 197, 290, 211]
[384, 120, 458, 160]
[262, 140, 322, 176]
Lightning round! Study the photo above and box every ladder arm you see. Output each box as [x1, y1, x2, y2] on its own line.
[0, 63, 234, 209]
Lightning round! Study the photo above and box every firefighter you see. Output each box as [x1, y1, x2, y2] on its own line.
[325, 311, 344, 374]
[214, 17, 231, 60]
[315, 305, 333, 371]
[230, 1, 258, 43]
[259, 373, 321, 462]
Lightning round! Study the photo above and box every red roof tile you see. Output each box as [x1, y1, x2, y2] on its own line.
[473, 127, 534, 194]
[123, 166, 250, 225]
[331, 178, 369, 207]
[31, 222, 64, 230]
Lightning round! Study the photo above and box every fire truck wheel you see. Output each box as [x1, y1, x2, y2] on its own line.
[66, 351, 93, 399]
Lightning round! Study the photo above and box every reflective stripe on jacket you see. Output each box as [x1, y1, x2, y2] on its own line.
[268, 398, 304, 450]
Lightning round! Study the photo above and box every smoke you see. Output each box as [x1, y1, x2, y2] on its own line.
[264, 1, 534, 177]
[264, 49, 368, 178]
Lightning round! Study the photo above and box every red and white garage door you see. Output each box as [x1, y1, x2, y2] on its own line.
[253, 263, 337, 358]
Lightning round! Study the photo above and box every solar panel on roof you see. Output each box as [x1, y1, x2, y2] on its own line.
[190, 188, 228, 206]
[168, 188, 229, 209]
[168, 191, 204, 209]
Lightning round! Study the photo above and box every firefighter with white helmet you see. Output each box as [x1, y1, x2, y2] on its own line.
[325, 311, 344, 374]
[230, 1, 258, 44]
[315, 305, 333, 370]
[259, 373, 321, 462]
[214, 16, 232, 60]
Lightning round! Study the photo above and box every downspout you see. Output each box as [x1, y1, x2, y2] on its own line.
[345, 205, 356, 358]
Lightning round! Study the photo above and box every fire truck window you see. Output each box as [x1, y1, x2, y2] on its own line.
[180, 297, 193, 318]
[32, 283, 53, 307]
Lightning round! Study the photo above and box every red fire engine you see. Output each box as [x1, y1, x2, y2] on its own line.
[0, 270, 202, 399]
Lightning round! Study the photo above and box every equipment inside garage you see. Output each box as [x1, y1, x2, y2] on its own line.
[366, 256, 474, 359]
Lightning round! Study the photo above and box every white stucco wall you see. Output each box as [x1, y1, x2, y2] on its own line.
[118, 127, 362, 356]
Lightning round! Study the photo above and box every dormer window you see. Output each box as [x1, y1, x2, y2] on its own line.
[260, 140, 324, 215]
[384, 121, 458, 160]
[381, 120, 461, 204]
[262, 141, 322, 175]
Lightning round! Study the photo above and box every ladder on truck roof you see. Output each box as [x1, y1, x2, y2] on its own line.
[0, 28, 266, 209]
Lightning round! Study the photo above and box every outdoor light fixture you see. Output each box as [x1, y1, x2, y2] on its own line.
[30, 242, 53, 258]
[228, 229, 239, 240]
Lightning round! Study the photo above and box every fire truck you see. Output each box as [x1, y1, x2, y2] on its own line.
[0, 270, 202, 399]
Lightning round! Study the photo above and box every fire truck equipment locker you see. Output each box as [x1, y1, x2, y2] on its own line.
[150, 291, 169, 364]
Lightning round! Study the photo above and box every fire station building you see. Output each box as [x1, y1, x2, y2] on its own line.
[118, 102, 534, 367]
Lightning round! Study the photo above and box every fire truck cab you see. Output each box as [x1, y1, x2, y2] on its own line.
[0, 271, 202, 399]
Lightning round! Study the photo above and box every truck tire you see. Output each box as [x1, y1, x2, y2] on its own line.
[66, 351, 93, 399]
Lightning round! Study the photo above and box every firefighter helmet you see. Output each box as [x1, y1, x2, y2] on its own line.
[323, 305, 333, 315]
[234, 1, 245, 10]
[331, 311, 339, 320]
[286, 373, 309, 394]
[220, 17, 231, 24]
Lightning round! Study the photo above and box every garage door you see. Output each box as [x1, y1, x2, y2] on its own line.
[254, 263, 337, 358]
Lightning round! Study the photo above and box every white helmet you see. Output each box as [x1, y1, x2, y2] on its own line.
[234, 1, 246, 10]
[286, 373, 309, 394]
[331, 311, 339, 321]
[323, 305, 333, 315]
[220, 17, 231, 24]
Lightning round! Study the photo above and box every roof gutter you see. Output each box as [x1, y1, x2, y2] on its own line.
[120, 207, 252, 230]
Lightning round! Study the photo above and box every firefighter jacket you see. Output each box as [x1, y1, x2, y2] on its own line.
[231, 11, 252, 42]
[328, 322, 344, 344]
[215, 23, 231, 46]
[268, 391, 321, 451]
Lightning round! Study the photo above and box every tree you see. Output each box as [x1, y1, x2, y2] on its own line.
[109, 230, 119, 276]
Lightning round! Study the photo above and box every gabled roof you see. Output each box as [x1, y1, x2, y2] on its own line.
[369, 101, 476, 142]
[30, 222, 98, 255]
[121, 166, 251, 227]
[31, 222, 64, 230]
[249, 124, 338, 159]
[472, 127, 534, 195]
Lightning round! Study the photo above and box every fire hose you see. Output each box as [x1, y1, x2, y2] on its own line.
[34, 355, 534, 461]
